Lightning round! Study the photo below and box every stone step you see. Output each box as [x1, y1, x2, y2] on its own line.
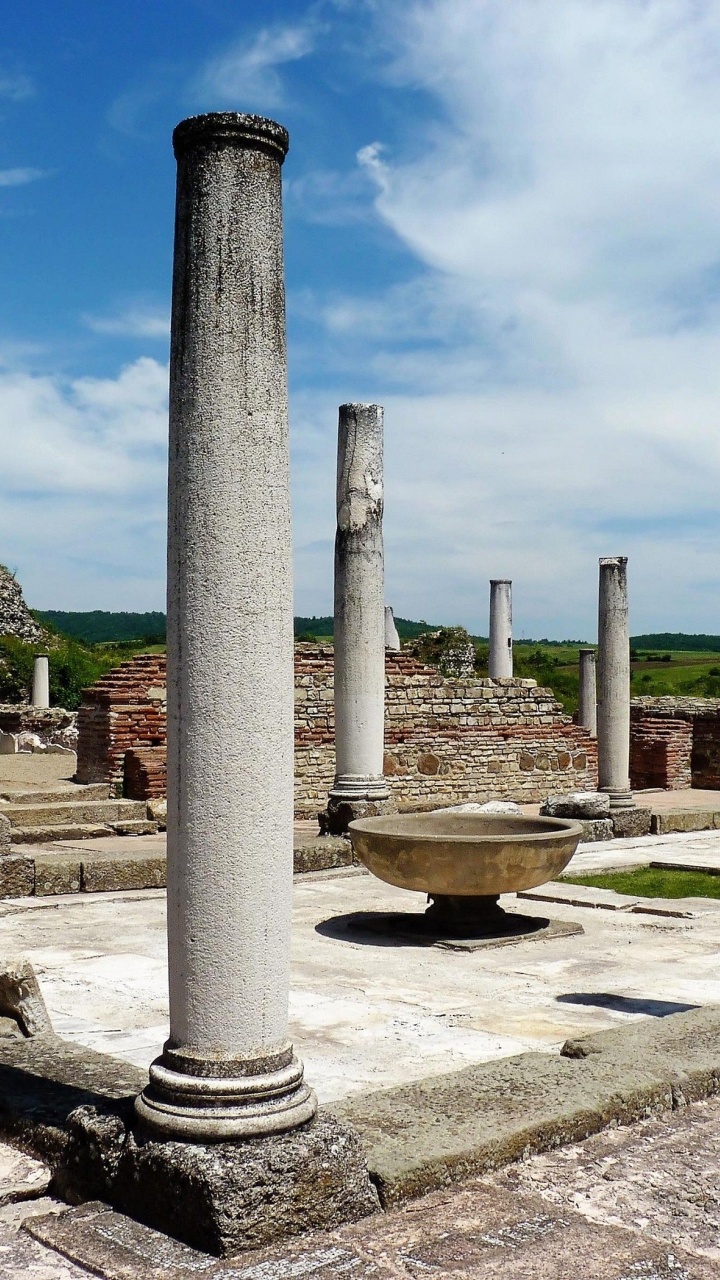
[1, 799, 147, 827]
[11, 823, 113, 844]
[0, 783, 109, 806]
[109, 820, 157, 837]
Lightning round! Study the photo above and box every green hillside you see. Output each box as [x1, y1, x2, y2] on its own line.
[630, 633, 720, 652]
[36, 610, 166, 645]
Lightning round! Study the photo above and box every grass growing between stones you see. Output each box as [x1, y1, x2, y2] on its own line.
[564, 867, 720, 899]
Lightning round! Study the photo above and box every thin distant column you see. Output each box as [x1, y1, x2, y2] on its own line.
[488, 580, 513, 678]
[578, 648, 597, 737]
[31, 655, 49, 708]
[327, 404, 390, 827]
[597, 557, 634, 809]
[384, 606, 401, 652]
[135, 112, 315, 1141]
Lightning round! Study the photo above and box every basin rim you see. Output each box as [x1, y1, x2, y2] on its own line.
[348, 813, 583, 846]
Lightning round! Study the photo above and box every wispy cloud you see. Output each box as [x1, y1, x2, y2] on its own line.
[0, 168, 47, 188]
[83, 302, 170, 340]
[194, 19, 321, 109]
[0, 71, 34, 102]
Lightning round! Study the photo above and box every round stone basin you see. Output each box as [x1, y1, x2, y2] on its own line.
[348, 812, 583, 899]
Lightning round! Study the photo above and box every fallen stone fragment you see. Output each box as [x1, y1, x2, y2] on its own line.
[541, 792, 611, 819]
[0, 958, 51, 1037]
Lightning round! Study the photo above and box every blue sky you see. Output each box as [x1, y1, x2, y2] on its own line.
[3, 0, 720, 638]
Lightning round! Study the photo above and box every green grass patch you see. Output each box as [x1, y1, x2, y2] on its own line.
[563, 867, 720, 899]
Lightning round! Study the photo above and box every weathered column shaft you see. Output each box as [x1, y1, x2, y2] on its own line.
[136, 112, 315, 1141]
[488, 579, 513, 678]
[597, 556, 634, 809]
[31, 655, 49, 709]
[384, 605, 401, 652]
[331, 404, 388, 801]
[578, 648, 597, 737]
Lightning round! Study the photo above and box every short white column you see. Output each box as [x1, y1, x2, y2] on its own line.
[328, 404, 389, 821]
[597, 556, 634, 809]
[578, 648, 597, 737]
[31, 655, 50, 708]
[488, 579, 513, 678]
[384, 606, 401, 652]
[135, 112, 316, 1142]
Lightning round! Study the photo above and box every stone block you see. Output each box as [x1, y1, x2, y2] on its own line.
[611, 807, 652, 839]
[577, 818, 614, 843]
[81, 854, 166, 893]
[650, 809, 718, 835]
[541, 792, 611, 820]
[0, 855, 34, 898]
[293, 837, 353, 874]
[60, 1105, 379, 1257]
[34, 855, 82, 896]
[0, 815, 10, 856]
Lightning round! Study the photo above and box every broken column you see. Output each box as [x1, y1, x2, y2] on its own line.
[597, 556, 634, 809]
[135, 112, 316, 1142]
[324, 404, 392, 832]
[488, 579, 513, 678]
[578, 648, 597, 737]
[384, 605, 401, 651]
[31, 655, 50, 708]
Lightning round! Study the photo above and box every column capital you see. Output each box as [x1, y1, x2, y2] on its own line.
[173, 112, 289, 163]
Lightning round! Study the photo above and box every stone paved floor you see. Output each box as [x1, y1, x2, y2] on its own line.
[2, 1096, 720, 1277]
[1, 828, 720, 1103]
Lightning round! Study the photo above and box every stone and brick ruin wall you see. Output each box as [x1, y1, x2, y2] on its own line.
[76, 654, 167, 793]
[76, 646, 597, 810]
[296, 646, 596, 815]
[630, 697, 720, 790]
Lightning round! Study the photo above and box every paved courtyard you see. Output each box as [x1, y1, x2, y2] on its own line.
[1, 827, 719, 1104]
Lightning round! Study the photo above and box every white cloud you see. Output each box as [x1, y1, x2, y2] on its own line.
[289, 0, 720, 636]
[0, 357, 168, 609]
[195, 20, 320, 109]
[83, 303, 170, 340]
[0, 168, 46, 188]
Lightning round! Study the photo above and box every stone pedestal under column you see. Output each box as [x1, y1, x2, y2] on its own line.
[578, 648, 597, 737]
[322, 404, 395, 835]
[31, 655, 50, 709]
[488, 580, 513, 678]
[597, 557, 634, 810]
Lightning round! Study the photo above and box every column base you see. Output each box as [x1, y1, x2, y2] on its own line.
[320, 777, 397, 836]
[61, 1104, 379, 1257]
[135, 1047, 317, 1142]
[599, 787, 636, 811]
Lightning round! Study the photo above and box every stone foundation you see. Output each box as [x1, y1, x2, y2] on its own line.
[0, 706, 77, 751]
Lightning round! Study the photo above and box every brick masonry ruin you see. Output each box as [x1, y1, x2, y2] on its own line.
[76, 646, 597, 811]
[76, 654, 167, 793]
[631, 697, 720, 790]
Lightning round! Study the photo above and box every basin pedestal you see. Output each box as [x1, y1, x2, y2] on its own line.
[425, 893, 514, 936]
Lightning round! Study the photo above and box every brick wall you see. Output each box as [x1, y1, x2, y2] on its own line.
[76, 646, 598, 812]
[630, 697, 720, 791]
[76, 655, 166, 793]
[124, 746, 167, 800]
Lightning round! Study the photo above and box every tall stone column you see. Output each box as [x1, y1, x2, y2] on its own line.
[31, 655, 49, 708]
[135, 113, 315, 1141]
[488, 579, 513, 678]
[597, 556, 634, 809]
[324, 404, 392, 833]
[578, 648, 597, 737]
